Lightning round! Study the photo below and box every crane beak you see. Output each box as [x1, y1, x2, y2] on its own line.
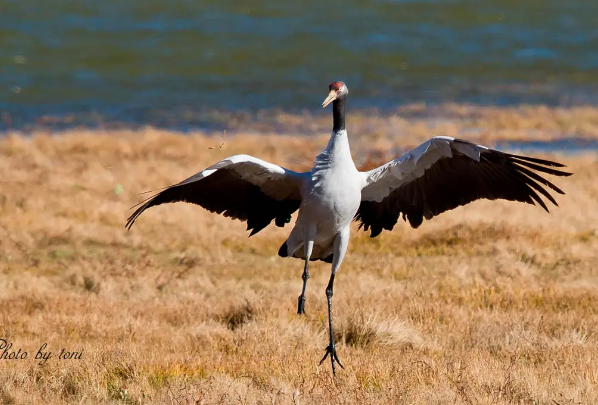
[322, 90, 338, 108]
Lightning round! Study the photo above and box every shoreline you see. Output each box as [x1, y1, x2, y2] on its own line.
[2, 103, 598, 144]
[3, 103, 598, 157]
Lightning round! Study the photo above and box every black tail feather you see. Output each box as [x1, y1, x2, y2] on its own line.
[278, 242, 289, 257]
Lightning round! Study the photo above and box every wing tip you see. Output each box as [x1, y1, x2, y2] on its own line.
[124, 202, 151, 231]
[124, 213, 138, 231]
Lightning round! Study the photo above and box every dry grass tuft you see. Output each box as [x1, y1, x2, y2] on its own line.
[0, 387, 15, 405]
[217, 301, 257, 331]
[339, 311, 424, 349]
[1, 113, 597, 404]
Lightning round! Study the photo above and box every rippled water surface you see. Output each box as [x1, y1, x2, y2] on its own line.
[1, 0, 598, 129]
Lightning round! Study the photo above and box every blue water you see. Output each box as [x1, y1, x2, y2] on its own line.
[497, 138, 598, 154]
[1, 0, 598, 131]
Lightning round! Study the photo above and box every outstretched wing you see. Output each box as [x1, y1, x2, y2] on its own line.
[126, 154, 306, 236]
[356, 136, 572, 237]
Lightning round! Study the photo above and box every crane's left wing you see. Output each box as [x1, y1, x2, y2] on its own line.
[126, 154, 307, 236]
[356, 136, 572, 237]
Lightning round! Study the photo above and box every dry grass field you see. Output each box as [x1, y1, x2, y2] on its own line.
[1, 106, 598, 404]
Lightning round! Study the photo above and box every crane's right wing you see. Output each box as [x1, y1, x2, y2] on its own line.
[356, 137, 572, 237]
[126, 154, 307, 236]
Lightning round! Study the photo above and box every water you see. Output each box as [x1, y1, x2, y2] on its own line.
[2, 0, 598, 130]
[496, 138, 598, 154]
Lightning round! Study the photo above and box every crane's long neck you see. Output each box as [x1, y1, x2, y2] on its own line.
[332, 96, 345, 132]
[315, 97, 355, 170]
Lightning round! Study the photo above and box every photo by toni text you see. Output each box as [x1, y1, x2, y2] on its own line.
[0, 339, 83, 365]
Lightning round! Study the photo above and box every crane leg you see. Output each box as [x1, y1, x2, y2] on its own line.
[319, 227, 349, 375]
[319, 273, 344, 374]
[298, 239, 314, 315]
[298, 259, 310, 315]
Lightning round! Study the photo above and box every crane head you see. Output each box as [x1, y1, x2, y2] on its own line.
[322, 81, 349, 108]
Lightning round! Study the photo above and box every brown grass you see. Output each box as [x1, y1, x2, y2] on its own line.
[1, 116, 598, 404]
